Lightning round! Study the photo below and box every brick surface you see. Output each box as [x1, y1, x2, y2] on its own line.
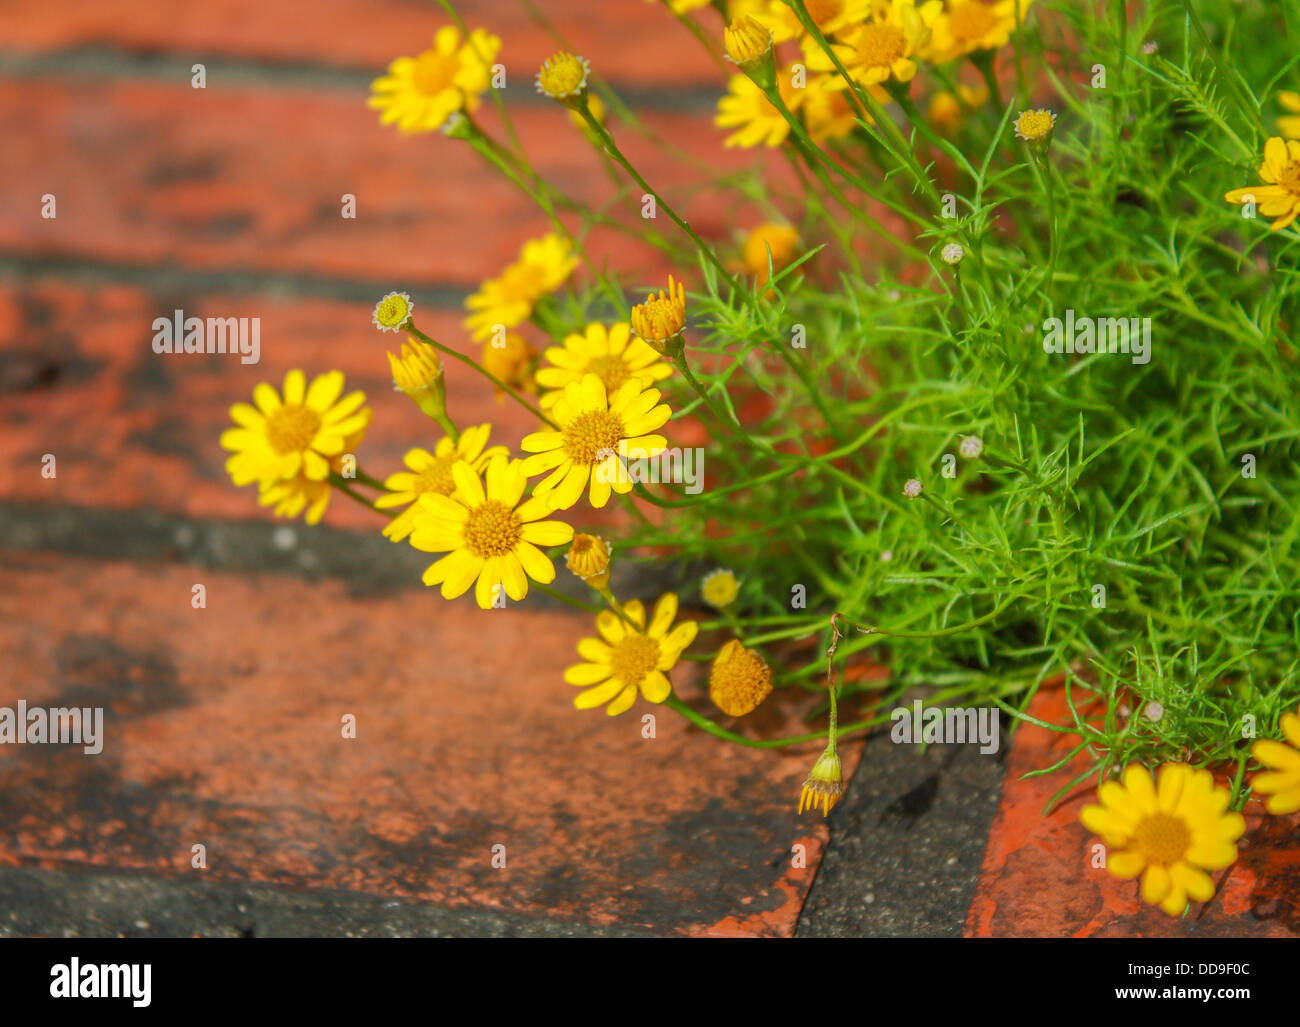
[0, 551, 860, 936]
[966, 685, 1300, 937]
[0, 77, 781, 286]
[0, 0, 724, 88]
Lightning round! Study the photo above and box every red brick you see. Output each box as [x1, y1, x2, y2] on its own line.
[0, 551, 860, 936]
[0, 77, 792, 285]
[966, 684, 1299, 937]
[3, 0, 724, 88]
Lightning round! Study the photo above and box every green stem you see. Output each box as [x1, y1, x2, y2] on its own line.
[406, 321, 556, 429]
[578, 104, 750, 304]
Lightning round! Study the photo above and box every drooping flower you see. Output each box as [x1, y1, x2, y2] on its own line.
[1079, 763, 1246, 917]
[709, 640, 773, 716]
[368, 27, 501, 134]
[701, 569, 740, 609]
[1251, 706, 1300, 815]
[724, 15, 776, 89]
[407, 455, 574, 608]
[387, 337, 450, 425]
[565, 593, 699, 716]
[464, 233, 579, 341]
[535, 322, 671, 412]
[221, 370, 371, 489]
[1225, 137, 1300, 232]
[374, 425, 507, 542]
[798, 745, 844, 816]
[566, 533, 612, 589]
[519, 373, 672, 510]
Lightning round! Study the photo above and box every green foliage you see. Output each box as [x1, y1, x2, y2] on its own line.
[567, 0, 1299, 799]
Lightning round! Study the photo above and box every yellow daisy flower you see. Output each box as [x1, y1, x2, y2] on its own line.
[535, 322, 672, 412]
[701, 568, 741, 608]
[519, 373, 672, 510]
[804, 71, 865, 141]
[407, 454, 574, 608]
[374, 425, 508, 542]
[565, 593, 699, 716]
[808, 0, 939, 88]
[763, 0, 870, 44]
[927, 80, 990, 130]
[742, 223, 801, 286]
[1278, 91, 1300, 140]
[923, 0, 1031, 63]
[1013, 107, 1056, 144]
[1225, 137, 1300, 232]
[1251, 707, 1300, 815]
[1079, 763, 1246, 918]
[464, 233, 579, 341]
[715, 69, 804, 148]
[221, 370, 371, 489]
[368, 26, 501, 134]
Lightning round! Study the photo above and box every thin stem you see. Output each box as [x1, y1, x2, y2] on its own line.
[406, 321, 556, 429]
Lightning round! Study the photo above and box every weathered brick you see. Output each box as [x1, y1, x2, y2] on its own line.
[966, 685, 1298, 937]
[0, 551, 859, 936]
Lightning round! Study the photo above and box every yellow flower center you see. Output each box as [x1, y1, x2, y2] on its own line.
[609, 633, 661, 689]
[709, 643, 772, 717]
[376, 294, 410, 327]
[538, 53, 587, 98]
[462, 499, 522, 558]
[1277, 160, 1300, 195]
[1016, 109, 1055, 141]
[412, 50, 458, 97]
[586, 354, 632, 392]
[856, 23, 907, 68]
[1132, 813, 1192, 868]
[410, 457, 457, 497]
[950, 3, 998, 43]
[562, 409, 625, 465]
[266, 405, 321, 455]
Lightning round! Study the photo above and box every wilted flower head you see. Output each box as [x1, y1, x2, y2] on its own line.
[798, 745, 844, 817]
